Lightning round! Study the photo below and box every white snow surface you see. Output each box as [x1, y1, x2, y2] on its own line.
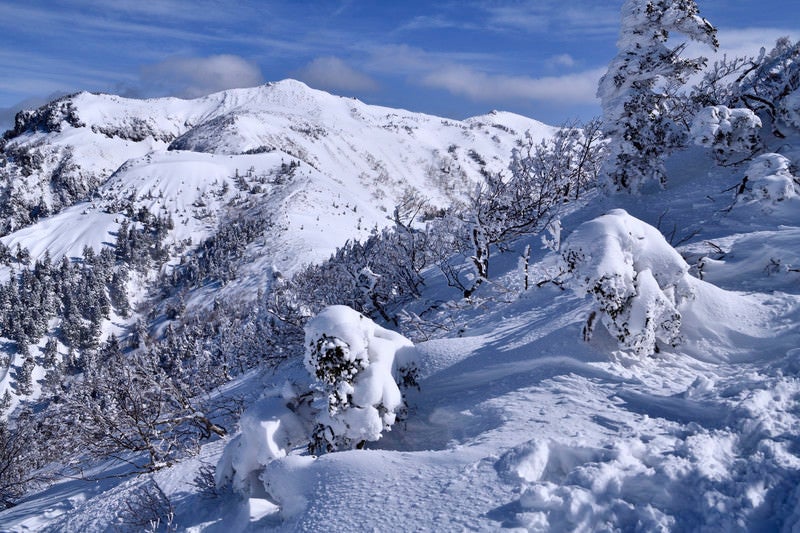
[2, 87, 800, 531]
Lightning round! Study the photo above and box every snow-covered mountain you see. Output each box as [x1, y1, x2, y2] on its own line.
[1, 42, 800, 531]
[0, 81, 553, 421]
[0, 80, 553, 277]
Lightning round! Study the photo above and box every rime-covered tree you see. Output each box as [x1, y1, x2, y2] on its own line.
[42, 337, 59, 369]
[109, 265, 130, 317]
[16, 355, 35, 396]
[453, 121, 603, 297]
[598, 0, 718, 192]
[52, 348, 225, 472]
[0, 413, 40, 509]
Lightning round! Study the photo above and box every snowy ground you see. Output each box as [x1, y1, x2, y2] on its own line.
[3, 132, 799, 532]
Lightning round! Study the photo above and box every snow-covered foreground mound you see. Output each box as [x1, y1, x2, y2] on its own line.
[193, 212, 800, 532]
[561, 208, 793, 363]
[3, 197, 799, 531]
[215, 306, 416, 500]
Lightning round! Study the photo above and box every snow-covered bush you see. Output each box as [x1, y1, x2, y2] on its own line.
[215, 305, 416, 497]
[690, 105, 761, 158]
[781, 88, 800, 130]
[561, 209, 694, 356]
[305, 305, 414, 453]
[736, 153, 800, 205]
[214, 392, 307, 495]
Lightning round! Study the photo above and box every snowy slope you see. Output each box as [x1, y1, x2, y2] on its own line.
[2, 74, 800, 531]
[0, 81, 555, 408]
[199, 140, 800, 531]
[3, 127, 799, 531]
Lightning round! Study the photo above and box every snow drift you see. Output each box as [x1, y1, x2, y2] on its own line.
[216, 305, 416, 505]
[561, 209, 793, 362]
[562, 209, 693, 356]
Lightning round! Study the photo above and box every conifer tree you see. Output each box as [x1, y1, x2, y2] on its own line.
[16, 355, 35, 396]
[598, 0, 718, 192]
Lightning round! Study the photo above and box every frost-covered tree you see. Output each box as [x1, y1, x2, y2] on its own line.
[598, 0, 718, 192]
[562, 209, 694, 356]
[690, 105, 762, 160]
[304, 306, 414, 453]
[16, 355, 35, 396]
[738, 38, 800, 135]
[452, 121, 604, 298]
[0, 413, 40, 509]
[53, 348, 225, 472]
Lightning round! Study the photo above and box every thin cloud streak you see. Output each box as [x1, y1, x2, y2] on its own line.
[481, 2, 620, 37]
[395, 15, 481, 33]
[362, 44, 602, 105]
[135, 55, 265, 99]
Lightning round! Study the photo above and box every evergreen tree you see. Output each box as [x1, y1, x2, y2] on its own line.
[16, 355, 35, 396]
[42, 337, 59, 369]
[109, 265, 130, 317]
[598, 0, 718, 192]
[114, 218, 131, 263]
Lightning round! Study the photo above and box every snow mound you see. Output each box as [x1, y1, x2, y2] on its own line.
[304, 305, 415, 453]
[690, 105, 761, 156]
[561, 209, 788, 362]
[737, 153, 800, 206]
[562, 209, 693, 356]
[216, 306, 416, 504]
[215, 392, 307, 496]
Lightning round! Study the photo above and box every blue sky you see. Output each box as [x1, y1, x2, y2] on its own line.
[0, 1, 797, 127]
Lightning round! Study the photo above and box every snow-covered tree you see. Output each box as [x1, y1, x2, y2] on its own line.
[452, 121, 604, 298]
[734, 153, 800, 206]
[0, 413, 40, 509]
[52, 348, 225, 472]
[690, 105, 762, 159]
[305, 305, 414, 453]
[562, 209, 694, 356]
[738, 38, 800, 136]
[215, 305, 417, 497]
[15, 355, 35, 396]
[598, 0, 718, 192]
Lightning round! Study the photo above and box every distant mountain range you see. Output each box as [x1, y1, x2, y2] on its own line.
[0, 80, 555, 406]
[0, 80, 553, 273]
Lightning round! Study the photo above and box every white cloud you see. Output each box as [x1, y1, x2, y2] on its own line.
[548, 53, 576, 68]
[483, 2, 619, 37]
[422, 65, 604, 105]
[138, 55, 264, 98]
[396, 15, 480, 32]
[362, 43, 601, 105]
[293, 56, 379, 93]
[684, 27, 799, 62]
